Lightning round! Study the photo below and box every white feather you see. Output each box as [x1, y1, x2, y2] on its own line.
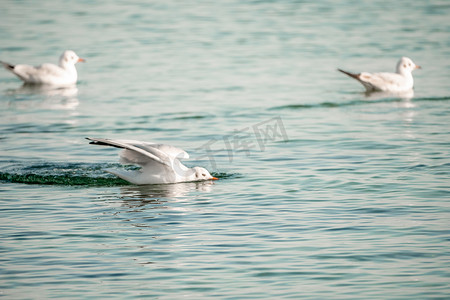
[1, 50, 84, 86]
[339, 57, 420, 93]
[87, 137, 217, 185]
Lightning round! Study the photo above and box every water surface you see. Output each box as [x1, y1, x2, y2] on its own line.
[1, 0, 449, 299]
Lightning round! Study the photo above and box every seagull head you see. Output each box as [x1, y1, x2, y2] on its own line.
[60, 50, 85, 67]
[397, 57, 421, 74]
[192, 167, 218, 181]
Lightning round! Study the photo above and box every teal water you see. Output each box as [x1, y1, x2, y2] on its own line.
[1, 0, 449, 299]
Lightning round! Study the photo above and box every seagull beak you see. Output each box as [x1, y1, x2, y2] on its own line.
[415, 65, 421, 69]
[78, 58, 86, 63]
[211, 177, 219, 180]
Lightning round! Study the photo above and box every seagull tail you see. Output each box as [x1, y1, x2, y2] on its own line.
[337, 68, 360, 80]
[1, 61, 15, 71]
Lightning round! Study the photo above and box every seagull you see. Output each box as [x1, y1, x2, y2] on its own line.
[86, 137, 218, 185]
[1, 50, 85, 86]
[338, 57, 421, 93]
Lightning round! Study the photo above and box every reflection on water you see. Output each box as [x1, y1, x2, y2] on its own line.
[7, 83, 79, 97]
[364, 89, 415, 101]
[4, 84, 79, 110]
[118, 181, 214, 200]
[109, 181, 215, 213]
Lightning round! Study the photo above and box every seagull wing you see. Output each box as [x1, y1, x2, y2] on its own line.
[144, 143, 189, 160]
[338, 69, 376, 91]
[111, 139, 190, 160]
[338, 68, 405, 92]
[86, 137, 173, 167]
[10, 63, 66, 84]
[358, 72, 403, 91]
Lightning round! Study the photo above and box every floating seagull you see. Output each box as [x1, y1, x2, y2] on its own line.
[1, 50, 85, 86]
[338, 57, 420, 93]
[86, 138, 218, 185]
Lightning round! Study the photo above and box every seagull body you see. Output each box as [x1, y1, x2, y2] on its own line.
[87, 138, 218, 185]
[338, 57, 420, 93]
[1, 50, 84, 86]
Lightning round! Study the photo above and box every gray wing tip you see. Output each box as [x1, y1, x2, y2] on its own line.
[337, 68, 349, 74]
[1, 61, 15, 71]
[86, 137, 170, 167]
[86, 137, 110, 146]
[86, 137, 97, 144]
[337, 68, 360, 79]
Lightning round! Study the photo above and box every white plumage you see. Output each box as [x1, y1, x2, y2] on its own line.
[338, 57, 421, 93]
[87, 138, 218, 185]
[1, 50, 85, 86]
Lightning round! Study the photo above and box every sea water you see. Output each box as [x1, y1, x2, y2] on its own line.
[0, 0, 449, 298]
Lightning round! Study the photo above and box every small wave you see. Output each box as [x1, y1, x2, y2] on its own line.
[172, 115, 210, 120]
[0, 162, 234, 186]
[413, 96, 450, 102]
[269, 100, 365, 110]
[0, 172, 128, 186]
[211, 172, 242, 180]
[1, 46, 29, 52]
[0, 162, 129, 186]
[269, 95, 450, 111]
[157, 112, 215, 121]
